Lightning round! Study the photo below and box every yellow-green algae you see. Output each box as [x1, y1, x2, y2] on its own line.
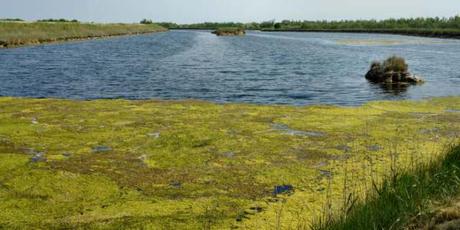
[0, 97, 459, 229]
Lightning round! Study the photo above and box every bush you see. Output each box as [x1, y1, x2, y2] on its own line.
[274, 23, 282, 29]
[383, 56, 408, 73]
[140, 19, 153, 24]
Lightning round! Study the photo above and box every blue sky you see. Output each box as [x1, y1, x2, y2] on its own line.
[1, 0, 459, 23]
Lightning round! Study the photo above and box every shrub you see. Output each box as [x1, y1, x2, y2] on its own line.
[274, 23, 282, 29]
[383, 56, 408, 73]
[140, 19, 153, 24]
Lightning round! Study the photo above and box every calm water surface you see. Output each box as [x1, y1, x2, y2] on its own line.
[1, 30, 459, 105]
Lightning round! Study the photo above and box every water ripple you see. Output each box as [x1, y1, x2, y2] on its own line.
[0, 31, 459, 105]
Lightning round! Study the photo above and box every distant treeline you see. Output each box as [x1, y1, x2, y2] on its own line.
[0, 18, 24, 22]
[158, 15, 460, 31]
[37, 19, 80, 23]
[157, 22, 256, 30]
[267, 16, 460, 30]
[0, 18, 80, 23]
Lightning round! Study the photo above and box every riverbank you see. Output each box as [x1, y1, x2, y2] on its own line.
[168, 27, 460, 39]
[0, 22, 167, 48]
[165, 15, 460, 40]
[0, 96, 458, 229]
[261, 28, 460, 39]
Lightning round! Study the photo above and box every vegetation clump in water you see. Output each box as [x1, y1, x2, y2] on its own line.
[212, 27, 246, 36]
[366, 56, 424, 84]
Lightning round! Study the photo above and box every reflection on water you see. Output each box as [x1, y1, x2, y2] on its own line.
[0, 31, 459, 106]
[369, 82, 411, 95]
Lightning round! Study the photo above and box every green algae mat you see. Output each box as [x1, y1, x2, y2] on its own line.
[0, 97, 459, 229]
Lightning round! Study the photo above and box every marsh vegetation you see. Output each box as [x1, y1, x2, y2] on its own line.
[366, 56, 424, 84]
[212, 27, 245, 36]
[0, 21, 166, 48]
[313, 145, 460, 230]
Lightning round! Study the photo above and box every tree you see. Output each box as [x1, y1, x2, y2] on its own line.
[140, 19, 153, 25]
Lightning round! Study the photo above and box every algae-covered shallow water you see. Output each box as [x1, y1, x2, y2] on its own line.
[0, 96, 459, 228]
[0, 31, 460, 105]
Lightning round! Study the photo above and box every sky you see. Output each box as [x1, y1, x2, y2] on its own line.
[1, 0, 459, 24]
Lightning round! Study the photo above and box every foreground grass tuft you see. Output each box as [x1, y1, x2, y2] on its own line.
[313, 144, 460, 230]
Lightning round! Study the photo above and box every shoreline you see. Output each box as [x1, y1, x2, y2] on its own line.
[0, 22, 168, 49]
[261, 28, 460, 39]
[170, 28, 460, 39]
[3, 28, 457, 49]
[0, 30, 168, 49]
[1, 95, 459, 108]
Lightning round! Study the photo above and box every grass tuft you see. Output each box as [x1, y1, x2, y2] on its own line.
[312, 144, 460, 230]
[383, 56, 409, 73]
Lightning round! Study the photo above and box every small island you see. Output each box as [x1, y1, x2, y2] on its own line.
[212, 27, 245, 36]
[365, 56, 424, 84]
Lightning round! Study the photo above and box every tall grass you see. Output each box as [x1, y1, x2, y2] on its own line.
[312, 144, 460, 230]
[383, 56, 408, 73]
[0, 22, 166, 47]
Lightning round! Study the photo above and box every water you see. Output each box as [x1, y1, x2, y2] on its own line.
[1, 30, 459, 106]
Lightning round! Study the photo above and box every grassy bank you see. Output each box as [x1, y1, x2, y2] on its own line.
[0, 22, 166, 48]
[0, 97, 459, 229]
[313, 144, 460, 230]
